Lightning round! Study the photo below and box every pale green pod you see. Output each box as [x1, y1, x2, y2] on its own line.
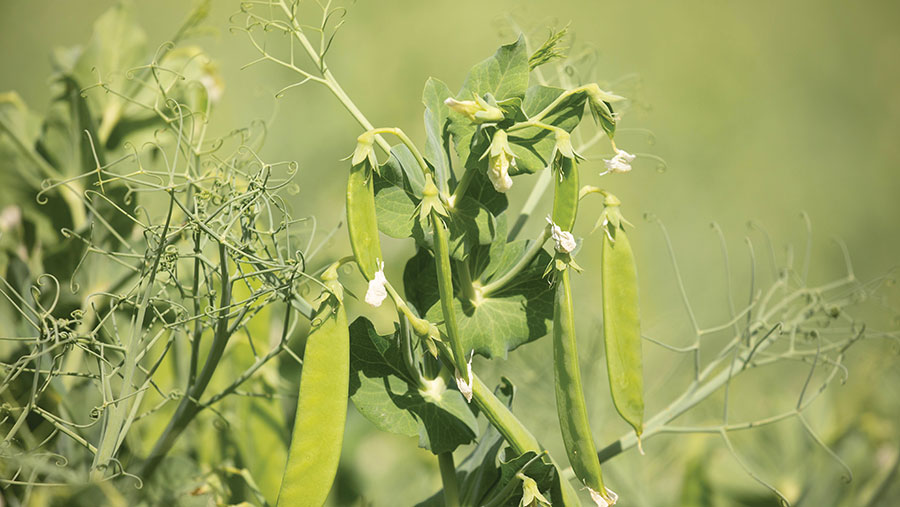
[601, 228, 644, 438]
[276, 288, 349, 506]
[553, 268, 608, 498]
[346, 161, 383, 279]
[551, 156, 579, 232]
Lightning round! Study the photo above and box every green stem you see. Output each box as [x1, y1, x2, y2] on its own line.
[449, 159, 477, 207]
[596, 296, 813, 463]
[469, 374, 580, 505]
[366, 127, 431, 178]
[140, 241, 234, 479]
[481, 227, 550, 297]
[507, 85, 595, 133]
[455, 260, 480, 305]
[277, 0, 392, 156]
[438, 452, 461, 507]
[91, 194, 175, 478]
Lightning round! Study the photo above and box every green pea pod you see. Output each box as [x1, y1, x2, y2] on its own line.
[553, 268, 608, 499]
[551, 156, 579, 231]
[601, 227, 644, 438]
[346, 161, 383, 279]
[277, 282, 349, 506]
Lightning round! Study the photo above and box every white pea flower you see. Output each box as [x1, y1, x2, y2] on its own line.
[482, 129, 516, 193]
[0, 205, 22, 232]
[199, 74, 223, 104]
[546, 216, 577, 253]
[603, 148, 636, 174]
[364, 262, 388, 307]
[454, 351, 474, 403]
[589, 486, 618, 507]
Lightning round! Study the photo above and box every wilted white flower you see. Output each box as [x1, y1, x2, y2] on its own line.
[364, 262, 388, 307]
[546, 216, 577, 253]
[589, 486, 618, 507]
[603, 148, 636, 174]
[454, 351, 474, 403]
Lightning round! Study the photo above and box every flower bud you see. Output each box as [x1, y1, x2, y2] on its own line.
[351, 131, 378, 168]
[550, 130, 580, 163]
[444, 93, 504, 124]
[595, 192, 633, 241]
[482, 129, 516, 192]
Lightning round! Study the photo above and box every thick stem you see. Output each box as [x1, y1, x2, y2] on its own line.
[91, 194, 175, 478]
[438, 452, 461, 507]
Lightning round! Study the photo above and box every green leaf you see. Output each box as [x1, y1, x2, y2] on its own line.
[382, 143, 425, 197]
[446, 37, 529, 175]
[424, 243, 554, 359]
[416, 378, 516, 507]
[445, 196, 496, 261]
[459, 36, 530, 103]
[508, 85, 586, 174]
[403, 247, 443, 315]
[348, 318, 479, 454]
[423, 78, 454, 192]
[373, 144, 432, 239]
[373, 172, 496, 261]
[481, 450, 555, 507]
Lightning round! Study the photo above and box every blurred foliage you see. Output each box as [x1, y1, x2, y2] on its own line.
[1, 1, 898, 506]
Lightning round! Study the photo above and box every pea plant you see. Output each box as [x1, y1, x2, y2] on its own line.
[1, 1, 897, 506]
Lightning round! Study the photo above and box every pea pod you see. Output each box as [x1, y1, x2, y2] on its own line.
[551, 156, 579, 231]
[553, 268, 609, 501]
[601, 226, 644, 438]
[346, 160, 383, 280]
[430, 203, 470, 397]
[277, 270, 349, 507]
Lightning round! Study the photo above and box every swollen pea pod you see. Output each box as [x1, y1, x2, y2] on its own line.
[553, 268, 611, 504]
[600, 206, 644, 440]
[549, 151, 617, 505]
[552, 155, 579, 231]
[346, 158, 383, 280]
[276, 265, 349, 507]
[426, 176, 471, 399]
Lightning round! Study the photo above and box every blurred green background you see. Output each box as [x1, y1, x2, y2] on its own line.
[1, 0, 898, 505]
